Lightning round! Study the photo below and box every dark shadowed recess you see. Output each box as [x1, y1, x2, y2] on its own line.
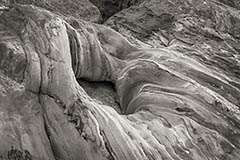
[77, 79, 122, 113]
[66, 25, 122, 113]
[65, 17, 122, 113]
[66, 26, 122, 113]
[89, 0, 143, 22]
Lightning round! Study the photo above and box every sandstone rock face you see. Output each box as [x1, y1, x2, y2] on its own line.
[218, 0, 240, 9]
[89, 0, 143, 21]
[0, 0, 102, 22]
[0, 1, 240, 160]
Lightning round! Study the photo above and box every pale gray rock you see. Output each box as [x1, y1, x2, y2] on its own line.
[0, 2, 239, 160]
[0, 0, 102, 22]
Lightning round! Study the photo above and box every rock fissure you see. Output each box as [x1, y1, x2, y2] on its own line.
[90, 0, 144, 22]
[99, 129, 116, 160]
[41, 104, 57, 160]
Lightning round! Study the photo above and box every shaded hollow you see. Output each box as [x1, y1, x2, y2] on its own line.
[89, 0, 143, 22]
[66, 18, 123, 113]
[78, 79, 121, 113]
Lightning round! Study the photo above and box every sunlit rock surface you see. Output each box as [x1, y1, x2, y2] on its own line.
[0, 2, 240, 160]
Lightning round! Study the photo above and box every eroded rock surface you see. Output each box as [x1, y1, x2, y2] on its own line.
[89, 0, 143, 21]
[0, 2, 240, 160]
[0, 0, 102, 22]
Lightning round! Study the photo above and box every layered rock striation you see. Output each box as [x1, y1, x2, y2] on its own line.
[0, 2, 240, 160]
[0, 0, 102, 23]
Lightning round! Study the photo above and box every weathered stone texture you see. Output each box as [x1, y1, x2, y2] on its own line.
[0, 1, 240, 159]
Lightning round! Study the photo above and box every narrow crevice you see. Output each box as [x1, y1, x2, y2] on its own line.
[89, 0, 143, 23]
[38, 94, 57, 160]
[42, 115, 53, 153]
[99, 129, 116, 160]
[42, 116, 62, 160]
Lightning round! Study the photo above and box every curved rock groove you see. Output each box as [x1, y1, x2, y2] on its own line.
[0, 4, 240, 160]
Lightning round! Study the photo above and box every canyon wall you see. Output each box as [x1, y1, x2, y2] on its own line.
[0, 1, 240, 160]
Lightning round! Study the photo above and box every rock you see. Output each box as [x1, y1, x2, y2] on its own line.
[89, 0, 144, 21]
[0, 2, 240, 160]
[0, 0, 102, 22]
[217, 0, 240, 9]
[105, 0, 240, 90]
